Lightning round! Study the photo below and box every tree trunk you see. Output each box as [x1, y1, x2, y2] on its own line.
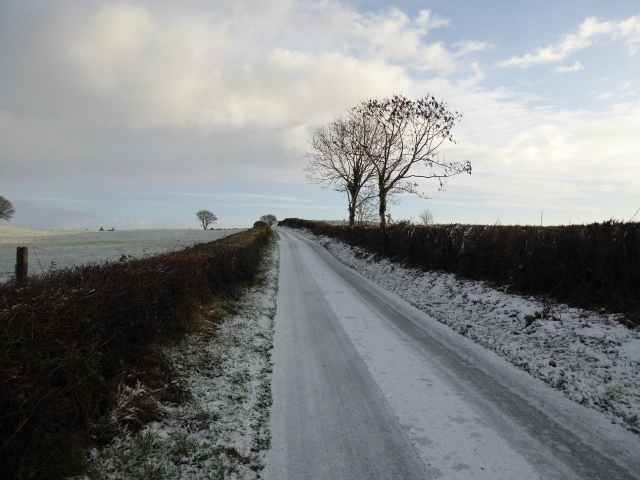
[378, 190, 387, 231]
[347, 191, 357, 226]
[378, 190, 389, 247]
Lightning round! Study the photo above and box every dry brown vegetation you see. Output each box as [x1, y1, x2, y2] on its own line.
[0, 227, 271, 479]
[279, 218, 640, 327]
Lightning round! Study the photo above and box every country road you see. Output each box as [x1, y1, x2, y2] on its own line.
[263, 227, 640, 480]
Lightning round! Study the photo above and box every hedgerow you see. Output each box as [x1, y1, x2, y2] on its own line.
[279, 218, 640, 326]
[0, 227, 271, 479]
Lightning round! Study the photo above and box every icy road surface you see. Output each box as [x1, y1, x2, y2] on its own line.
[264, 227, 640, 480]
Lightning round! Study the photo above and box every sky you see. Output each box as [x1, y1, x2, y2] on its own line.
[1, 0, 639, 230]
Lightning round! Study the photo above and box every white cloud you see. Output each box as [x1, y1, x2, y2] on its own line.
[620, 81, 638, 97]
[618, 14, 640, 54]
[64, 3, 159, 91]
[454, 40, 489, 57]
[281, 123, 312, 153]
[399, 76, 640, 217]
[167, 192, 314, 203]
[500, 14, 640, 68]
[415, 9, 450, 29]
[621, 81, 633, 91]
[348, 7, 461, 73]
[452, 101, 640, 196]
[555, 60, 584, 73]
[2, 1, 456, 133]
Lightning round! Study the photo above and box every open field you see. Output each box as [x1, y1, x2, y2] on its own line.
[0, 227, 246, 282]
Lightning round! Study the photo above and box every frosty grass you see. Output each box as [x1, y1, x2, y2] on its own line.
[83, 236, 279, 479]
[295, 228, 640, 435]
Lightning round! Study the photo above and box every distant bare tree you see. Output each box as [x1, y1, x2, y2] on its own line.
[260, 214, 277, 225]
[305, 114, 377, 226]
[353, 94, 471, 234]
[418, 209, 434, 225]
[196, 210, 217, 230]
[0, 196, 15, 221]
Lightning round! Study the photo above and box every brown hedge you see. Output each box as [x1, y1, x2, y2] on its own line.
[279, 218, 640, 326]
[0, 227, 271, 479]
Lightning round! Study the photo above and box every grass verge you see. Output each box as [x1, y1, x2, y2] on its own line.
[79, 233, 279, 479]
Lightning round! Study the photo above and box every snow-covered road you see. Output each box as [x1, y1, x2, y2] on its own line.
[264, 227, 640, 480]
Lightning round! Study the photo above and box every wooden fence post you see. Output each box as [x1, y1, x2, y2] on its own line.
[16, 247, 28, 282]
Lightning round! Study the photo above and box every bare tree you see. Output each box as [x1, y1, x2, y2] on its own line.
[196, 210, 217, 230]
[0, 196, 15, 221]
[418, 209, 434, 225]
[260, 214, 277, 225]
[305, 114, 377, 226]
[354, 94, 471, 233]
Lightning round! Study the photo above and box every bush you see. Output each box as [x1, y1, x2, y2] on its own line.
[0, 227, 271, 478]
[279, 218, 640, 326]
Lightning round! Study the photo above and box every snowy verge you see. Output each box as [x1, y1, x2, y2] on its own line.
[292, 228, 640, 435]
[83, 235, 279, 479]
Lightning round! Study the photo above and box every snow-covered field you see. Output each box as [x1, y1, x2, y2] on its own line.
[295, 228, 640, 436]
[0, 227, 246, 282]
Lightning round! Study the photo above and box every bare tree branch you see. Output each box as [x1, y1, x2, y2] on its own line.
[353, 94, 471, 233]
[305, 114, 377, 226]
